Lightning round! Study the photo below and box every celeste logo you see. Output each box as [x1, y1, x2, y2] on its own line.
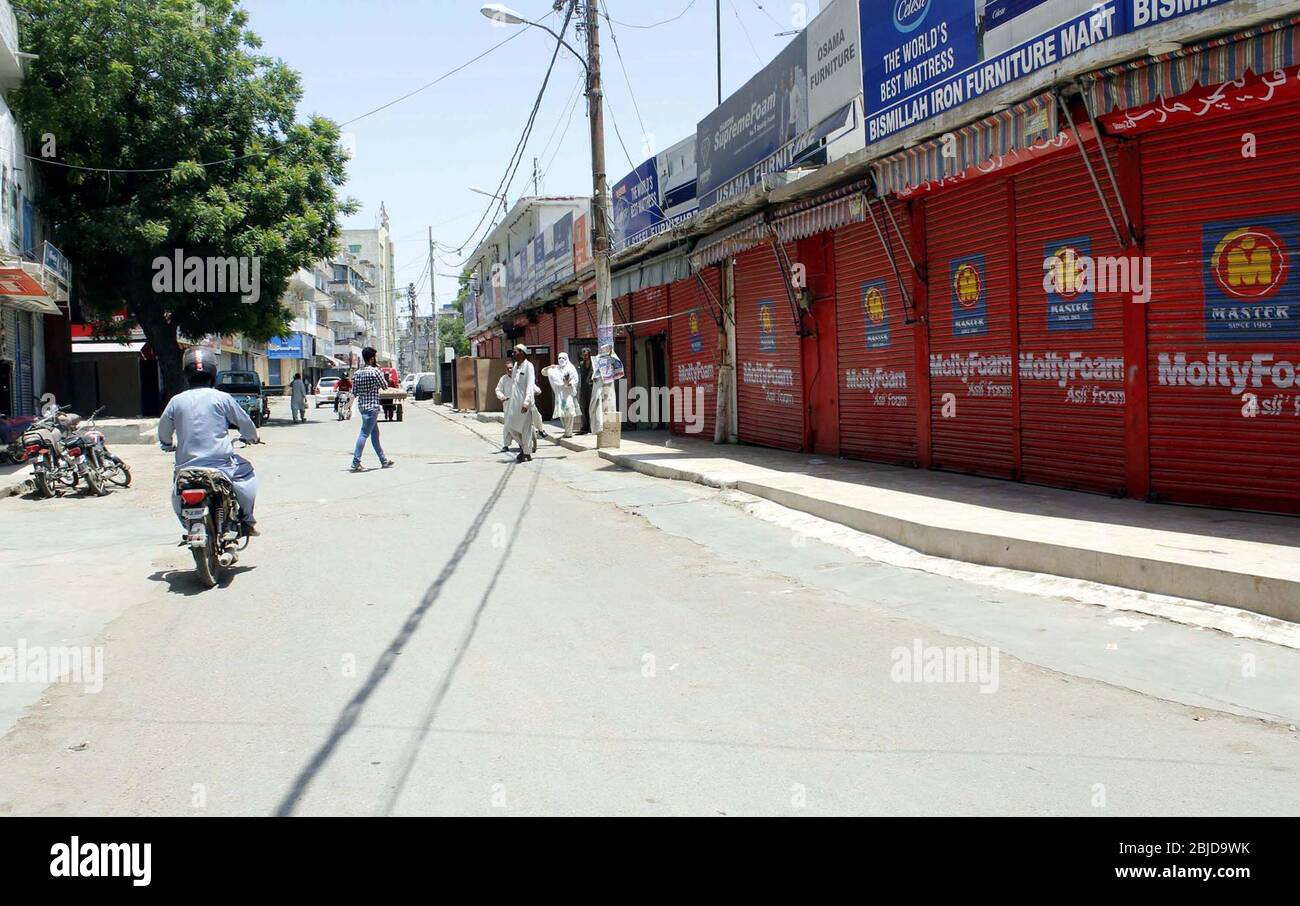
[893, 0, 932, 33]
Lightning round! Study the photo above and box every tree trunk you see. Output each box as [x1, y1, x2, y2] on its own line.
[126, 275, 185, 407]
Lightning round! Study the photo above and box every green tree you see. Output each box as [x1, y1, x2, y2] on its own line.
[13, 0, 355, 398]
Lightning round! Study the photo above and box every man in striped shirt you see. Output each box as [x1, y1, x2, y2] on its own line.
[350, 347, 396, 472]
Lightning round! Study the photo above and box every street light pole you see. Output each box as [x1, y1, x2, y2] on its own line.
[583, 0, 619, 448]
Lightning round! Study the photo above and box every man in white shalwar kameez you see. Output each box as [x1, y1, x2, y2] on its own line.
[495, 361, 515, 452]
[505, 344, 537, 462]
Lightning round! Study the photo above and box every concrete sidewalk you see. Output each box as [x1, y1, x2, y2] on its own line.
[471, 408, 1300, 624]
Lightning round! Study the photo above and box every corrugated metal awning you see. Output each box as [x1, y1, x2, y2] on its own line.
[611, 249, 691, 298]
[872, 94, 1058, 197]
[689, 211, 768, 269]
[1085, 16, 1300, 116]
[770, 178, 872, 244]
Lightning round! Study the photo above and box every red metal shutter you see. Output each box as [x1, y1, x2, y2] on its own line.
[668, 269, 722, 439]
[925, 177, 1016, 478]
[1141, 100, 1300, 514]
[577, 298, 597, 338]
[633, 285, 669, 329]
[1013, 142, 1127, 495]
[538, 310, 556, 361]
[556, 304, 576, 358]
[833, 210, 920, 465]
[734, 243, 805, 451]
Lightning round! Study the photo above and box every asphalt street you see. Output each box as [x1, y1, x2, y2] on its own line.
[0, 398, 1296, 816]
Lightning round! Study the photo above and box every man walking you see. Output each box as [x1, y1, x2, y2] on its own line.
[495, 360, 515, 453]
[505, 344, 536, 463]
[350, 347, 395, 473]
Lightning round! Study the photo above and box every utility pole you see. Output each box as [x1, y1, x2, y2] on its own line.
[583, 0, 619, 449]
[716, 0, 722, 105]
[428, 226, 440, 394]
[407, 281, 417, 375]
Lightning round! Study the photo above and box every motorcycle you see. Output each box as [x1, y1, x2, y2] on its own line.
[171, 438, 261, 588]
[58, 407, 115, 496]
[19, 407, 78, 498]
[75, 408, 132, 491]
[335, 388, 353, 420]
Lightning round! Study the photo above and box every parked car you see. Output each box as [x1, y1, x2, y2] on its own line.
[216, 370, 269, 427]
[314, 376, 339, 407]
[414, 373, 438, 401]
[401, 373, 418, 395]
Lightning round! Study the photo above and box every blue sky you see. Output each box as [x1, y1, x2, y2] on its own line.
[239, 0, 820, 316]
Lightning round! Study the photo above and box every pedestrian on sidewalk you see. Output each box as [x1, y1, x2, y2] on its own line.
[577, 348, 594, 435]
[349, 348, 395, 473]
[545, 352, 581, 437]
[496, 361, 515, 453]
[505, 344, 536, 463]
[290, 373, 308, 423]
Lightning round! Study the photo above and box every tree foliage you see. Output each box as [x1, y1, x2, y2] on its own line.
[13, 0, 355, 396]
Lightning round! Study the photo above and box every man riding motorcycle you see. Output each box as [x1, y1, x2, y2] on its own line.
[158, 346, 261, 535]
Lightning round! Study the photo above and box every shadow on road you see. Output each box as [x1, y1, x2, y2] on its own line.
[379, 464, 542, 815]
[272, 462, 518, 817]
[147, 565, 256, 596]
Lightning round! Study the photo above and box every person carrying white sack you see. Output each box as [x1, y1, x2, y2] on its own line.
[544, 352, 581, 437]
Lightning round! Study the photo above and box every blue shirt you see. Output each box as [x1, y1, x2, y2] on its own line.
[158, 387, 259, 470]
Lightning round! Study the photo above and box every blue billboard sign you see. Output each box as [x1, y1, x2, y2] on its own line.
[864, 0, 1246, 146]
[696, 0, 862, 211]
[612, 158, 661, 252]
[268, 333, 307, 359]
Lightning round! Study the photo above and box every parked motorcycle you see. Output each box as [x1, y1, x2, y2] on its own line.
[172, 438, 261, 588]
[19, 407, 78, 498]
[75, 408, 132, 491]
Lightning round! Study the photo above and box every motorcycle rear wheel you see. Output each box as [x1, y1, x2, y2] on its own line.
[191, 515, 221, 589]
[34, 470, 53, 498]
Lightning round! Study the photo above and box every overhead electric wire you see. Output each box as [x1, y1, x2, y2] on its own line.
[600, 1, 649, 147]
[607, 0, 699, 29]
[727, 0, 765, 64]
[445, 3, 578, 263]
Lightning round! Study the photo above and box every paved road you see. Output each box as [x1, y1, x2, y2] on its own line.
[0, 400, 1296, 816]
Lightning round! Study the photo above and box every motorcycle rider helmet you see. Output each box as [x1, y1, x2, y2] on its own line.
[183, 346, 218, 388]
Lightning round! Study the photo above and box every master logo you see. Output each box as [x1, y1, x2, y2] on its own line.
[758, 300, 778, 352]
[1213, 227, 1287, 299]
[1046, 237, 1094, 331]
[688, 308, 703, 353]
[1203, 216, 1299, 341]
[862, 280, 891, 349]
[951, 254, 988, 337]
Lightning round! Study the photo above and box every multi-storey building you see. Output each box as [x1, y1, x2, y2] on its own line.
[342, 205, 397, 366]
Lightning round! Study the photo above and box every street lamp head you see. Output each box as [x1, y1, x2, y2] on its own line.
[468, 185, 504, 199]
[480, 4, 527, 26]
